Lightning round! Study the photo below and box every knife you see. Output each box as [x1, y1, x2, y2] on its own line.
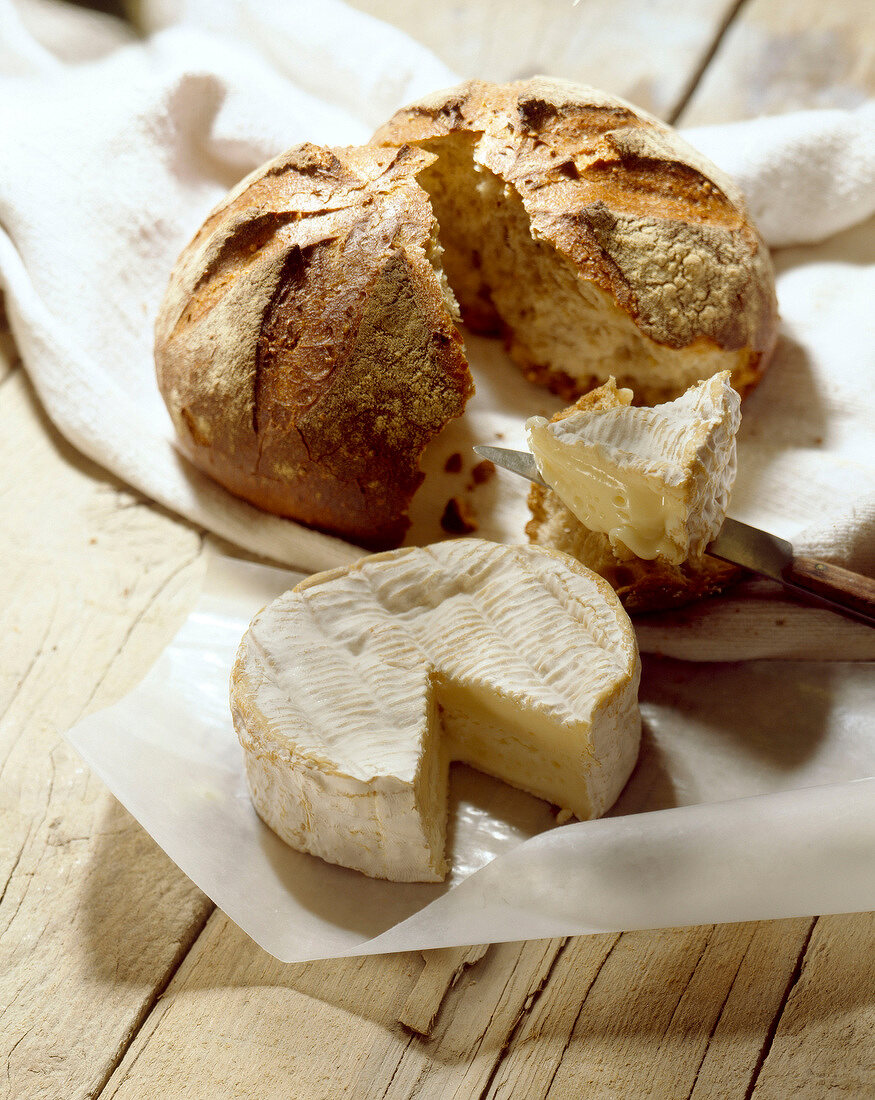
[473, 445, 875, 627]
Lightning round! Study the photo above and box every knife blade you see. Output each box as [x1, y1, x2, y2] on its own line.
[474, 445, 875, 626]
[473, 444, 546, 487]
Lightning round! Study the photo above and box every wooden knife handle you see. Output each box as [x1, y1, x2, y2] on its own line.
[783, 556, 875, 624]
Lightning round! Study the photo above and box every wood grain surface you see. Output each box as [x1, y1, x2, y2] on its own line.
[3, 2, 875, 1098]
[345, 0, 742, 120]
[679, 0, 875, 123]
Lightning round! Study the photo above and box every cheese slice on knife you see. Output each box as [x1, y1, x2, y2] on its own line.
[526, 372, 741, 565]
[230, 540, 641, 882]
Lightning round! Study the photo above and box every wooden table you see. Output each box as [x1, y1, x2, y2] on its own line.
[3, 2, 874, 1096]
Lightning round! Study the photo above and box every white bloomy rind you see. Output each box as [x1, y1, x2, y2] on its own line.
[526, 372, 741, 564]
[231, 541, 641, 882]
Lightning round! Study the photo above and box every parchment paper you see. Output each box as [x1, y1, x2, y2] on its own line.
[66, 549, 875, 962]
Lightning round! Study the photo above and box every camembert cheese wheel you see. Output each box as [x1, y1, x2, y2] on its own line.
[230, 540, 641, 882]
[527, 372, 740, 565]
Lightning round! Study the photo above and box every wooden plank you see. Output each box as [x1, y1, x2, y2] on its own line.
[483, 919, 815, 1099]
[0, 366, 213, 1100]
[398, 943, 490, 1036]
[679, 0, 875, 124]
[750, 913, 875, 1098]
[478, 933, 622, 1100]
[377, 938, 568, 1098]
[102, 928, 568, 1099]
[99, 911, 421, 1099]
[687, 918, 816, 1098]
[347, 0, 741, 120]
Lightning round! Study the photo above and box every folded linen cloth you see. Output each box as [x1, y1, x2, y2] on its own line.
[1, 0, 873, 658]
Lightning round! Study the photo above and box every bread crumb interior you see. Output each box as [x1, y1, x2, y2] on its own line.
[416, 133, 739, 403]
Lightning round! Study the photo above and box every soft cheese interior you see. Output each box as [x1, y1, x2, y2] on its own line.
[526, 372, 741, 564]
[231, 541, 641, 882]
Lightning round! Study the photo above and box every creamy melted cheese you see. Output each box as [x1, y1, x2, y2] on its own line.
[231, 540, 641, 882]
[527, 373, 740, 564]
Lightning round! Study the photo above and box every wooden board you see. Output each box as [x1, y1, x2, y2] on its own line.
[0, 368, 212, 1099]
[3, 0, 875, 1096]
[346, 0, 741, 120]
[679, 0, 875, 124]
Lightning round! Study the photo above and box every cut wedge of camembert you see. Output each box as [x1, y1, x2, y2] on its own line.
[526, 372, 741, 565]
[230, 540, 641, 882]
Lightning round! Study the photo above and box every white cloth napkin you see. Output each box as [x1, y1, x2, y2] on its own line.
[2, 0, 874, 657]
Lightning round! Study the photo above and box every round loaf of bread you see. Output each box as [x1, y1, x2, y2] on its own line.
[375, 77, 778, 405]
[156, 78, 778, 550]
[155, 143, 471, 550]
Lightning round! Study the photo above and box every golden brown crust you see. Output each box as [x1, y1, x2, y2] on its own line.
[549, 377, 633, 420]
[526, 483, 743, 614]
[155, 143, 472, 550]
[375, 77, 778, 401]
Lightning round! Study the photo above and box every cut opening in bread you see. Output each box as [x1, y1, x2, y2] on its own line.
[413, 131, 749, 405]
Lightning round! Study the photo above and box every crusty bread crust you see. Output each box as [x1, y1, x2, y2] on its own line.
[155, 143, 471, 550]
[375, 77, 778, 404]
